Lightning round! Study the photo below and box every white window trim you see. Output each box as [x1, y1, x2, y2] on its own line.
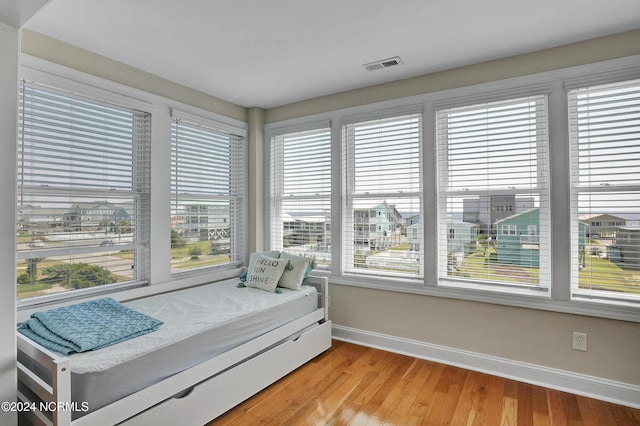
[503, 225, 517, 235]
[17, 71, 153, 306]
[567, 78, 640, 304]
[171, 108, 248, 138]
[265, 120, 331, 252]
[339, 106, 424, 279]
[169, 114, 247, 277]
[265, 55, 640, 323]
[16, 56, 247, 315]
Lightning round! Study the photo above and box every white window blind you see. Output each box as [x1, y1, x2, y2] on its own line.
[569, 79, 640, 301]
[170, 118, 245, 274]
[342, 113, 422, 278]
[436, 95, 550, 290]
[270, 126, 331, 269]
[17, 80, 151, 300]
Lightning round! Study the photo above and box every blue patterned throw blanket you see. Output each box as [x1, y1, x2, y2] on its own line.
[18, 297, 164, 355]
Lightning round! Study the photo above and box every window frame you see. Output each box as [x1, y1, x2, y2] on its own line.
[265, 56, 640, 323]
[503, 225, 517, 235]
[435, 93, 551, 294]
[567, 78, 640, 304]
[266, 121, 332, 269]
[340, 107, 424, 280]
[16, 66, 152, 305]
[16, 56, 248, 313]
[169, 109, 247, 277]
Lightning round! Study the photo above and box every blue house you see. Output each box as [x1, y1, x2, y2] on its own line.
[405, 214, 421, 251]
[448, 221, 478, 256]
[497, 208, 587, 268]
[406, 216, 477, 262]
[608, 226, 640, 267]
[495, 209, 543, 267]
[353, 201, 402, 249]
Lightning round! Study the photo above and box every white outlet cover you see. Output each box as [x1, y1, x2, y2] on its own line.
[573, 332, 587, 351]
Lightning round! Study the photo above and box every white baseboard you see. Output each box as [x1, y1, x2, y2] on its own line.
[332, 324, 640, 409]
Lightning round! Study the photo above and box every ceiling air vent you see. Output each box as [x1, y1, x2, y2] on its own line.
[363, 56, 404, 72]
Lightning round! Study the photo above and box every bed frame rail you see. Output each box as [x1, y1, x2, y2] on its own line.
[17, 333, 72, 425]
[302, 274, 329, 322]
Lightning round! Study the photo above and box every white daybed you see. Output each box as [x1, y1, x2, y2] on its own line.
[17, 275, 331, 426]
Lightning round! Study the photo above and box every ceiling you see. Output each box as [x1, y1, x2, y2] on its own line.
[25, 0, 640, 109]
[0, 0, 49, 28]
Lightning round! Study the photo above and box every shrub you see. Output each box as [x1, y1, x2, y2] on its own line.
[189, 246, 202, 260]
[171, 230, 186, 248]
[41, 263, 117, 289]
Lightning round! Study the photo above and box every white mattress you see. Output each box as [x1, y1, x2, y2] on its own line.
[68, 279, 318, 417]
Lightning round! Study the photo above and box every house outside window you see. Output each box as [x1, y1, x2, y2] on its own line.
[496, 209, 542, 269]
[342, 111, 422, 278]
[17, 80, 151, 300]
[569, 78, 640, 300]
[269, 125, 332, 269]
[437, 95, 550, 290]
[170, 113, 246, 274]
[264, 62, 640, 318]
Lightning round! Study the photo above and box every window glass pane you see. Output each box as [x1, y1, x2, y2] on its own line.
[17, 82, 151, 300]
[270, 127, 331, 269]
[343, 114, 422, 278]
[569, 79, 640, 300]
[437, 96, 549, 289]
[170, 120, 244, 274]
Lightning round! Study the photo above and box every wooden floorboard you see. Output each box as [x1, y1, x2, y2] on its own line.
[207, 340, 640, 425]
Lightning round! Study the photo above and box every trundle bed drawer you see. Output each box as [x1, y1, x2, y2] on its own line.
[123, 320, 332, 425]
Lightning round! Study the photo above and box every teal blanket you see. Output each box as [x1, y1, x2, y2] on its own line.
[18, 297, 163, 355]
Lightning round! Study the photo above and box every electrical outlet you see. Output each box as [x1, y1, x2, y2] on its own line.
[573, 332, 587, 351]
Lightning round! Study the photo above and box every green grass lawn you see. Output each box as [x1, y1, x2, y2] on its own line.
[17, 282, 53, 299]
[171, 241, 231, 270]
[452, 248, 540, 285]
[170, 241, 211, 258]
[388, 243, 411, 251]
[580, 256, 640, 294]
[452, 245, 639, 293]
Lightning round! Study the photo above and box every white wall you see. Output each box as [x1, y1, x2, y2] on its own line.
[0, 21, 20, 426]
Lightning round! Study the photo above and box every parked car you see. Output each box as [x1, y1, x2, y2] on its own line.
[28, 239, 44, 248]
[210, 240, 230, 254]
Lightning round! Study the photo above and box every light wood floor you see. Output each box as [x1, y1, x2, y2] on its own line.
[208, 340, 640, 425]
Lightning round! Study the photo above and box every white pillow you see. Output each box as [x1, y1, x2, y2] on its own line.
[245, 253, 288, 292]
[278, 252, 312, 290]
[241, 250, 280, 280]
